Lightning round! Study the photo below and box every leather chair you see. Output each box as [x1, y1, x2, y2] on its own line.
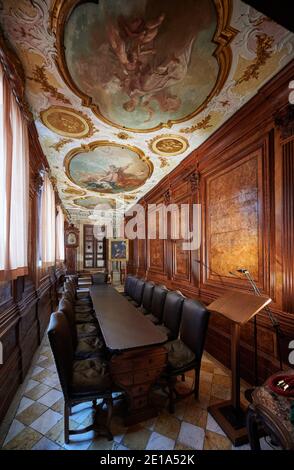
[156, 291, 184, 340]
[47, 312, 113, 443]
[145, 285, 168, 324]
[58, 298, 104, 359]
[122, 275, 133, 297]
[138, 281, 155, 314]
[92, 272, 108, 284]
[64, 280, 92, 307]
[126, 276, 138, 300]
[129, 278, 145, 307]
[67, 275, 92, 301]
[164, 298, 210, 413]
[63, 291, 95, 323]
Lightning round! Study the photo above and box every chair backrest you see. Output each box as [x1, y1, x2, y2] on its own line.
[92, 272, 108, 285]
[132, 278, 145, 304]
[128, 276, 138, 298]
[47, 312, 74, 399]
[180, 299, 210, 363]
[162, 291, 184, 339]
[58, 297, 78, 349]
[124, 275, 133, 295]
[68, 275, 78, 287]
[151, 285, 168, 322]
[141, 281, 155, 312]
[64, 280, 76, 300]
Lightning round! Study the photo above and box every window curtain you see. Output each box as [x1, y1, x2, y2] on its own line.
[56, 206, 65, 262]
[0, 63, 29, 281]
[40, 173, 56, 266]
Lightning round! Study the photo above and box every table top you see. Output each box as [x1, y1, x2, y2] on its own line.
[208, 291, 272, 325]
[90, 284, 167, 351]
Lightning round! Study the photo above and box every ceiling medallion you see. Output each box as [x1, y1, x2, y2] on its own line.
[51, 0, 237, 133]
[73, 196, 119, 210]
[64, 141, 153, 194]
[40, 106, 95, 138]
[149, 134, 189, 156]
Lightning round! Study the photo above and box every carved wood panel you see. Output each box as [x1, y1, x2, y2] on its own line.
[282, 136, 294, 313]
[205, 151, 264, 286]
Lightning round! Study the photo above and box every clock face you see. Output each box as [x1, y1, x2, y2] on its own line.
[67, 232, 77, 245]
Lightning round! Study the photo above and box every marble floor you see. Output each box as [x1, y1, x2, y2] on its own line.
[0, 335, 275, 451]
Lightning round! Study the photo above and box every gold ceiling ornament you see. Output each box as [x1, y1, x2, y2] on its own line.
[62, 186, 86, 196]
[63, 140, 153, 194]
[27, 64, 71, 105]
[234, 33, 274, 85]
[50, 0, 237, 133]
[123, 194, 137, 201]
[50, 137, 73, 152]
[116, 132, 131, 140]
[180, 114, 213, 133]
[149, 134, 189, 156]
[158, 157, 170, 168]
[41, 106, 95, 138]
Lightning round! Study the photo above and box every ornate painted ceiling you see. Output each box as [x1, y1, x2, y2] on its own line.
[0, 0, 293, 223]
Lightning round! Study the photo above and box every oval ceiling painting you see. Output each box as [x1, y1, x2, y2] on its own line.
[56, 0, 235, 132]
[74, 196, 118, 210]
[64, 142, 152, 194]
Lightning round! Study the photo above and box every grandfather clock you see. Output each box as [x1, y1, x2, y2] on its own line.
[65, 224, 79, 274]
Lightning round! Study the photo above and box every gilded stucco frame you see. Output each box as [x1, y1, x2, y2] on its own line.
[50, 0, 238, 133]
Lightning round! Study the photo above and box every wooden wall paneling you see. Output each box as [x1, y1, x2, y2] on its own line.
[146, 194, 167, 285]
[277, 107, 294, 313]
[0, 302, 21, 421]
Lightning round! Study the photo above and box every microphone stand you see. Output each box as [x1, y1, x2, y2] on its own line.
[237, 269, 283, 401]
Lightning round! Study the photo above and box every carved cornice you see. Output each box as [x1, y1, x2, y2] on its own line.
[0, 29, 32, 121]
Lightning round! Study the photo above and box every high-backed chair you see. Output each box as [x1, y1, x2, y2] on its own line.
[138, 281, 155, 314]
[47, 312, 113, 443]
[129, 278, 145, 307]
[164, 298, 210, 412]
[127, 276, 138, 300]
[156, 291, 184, 340]
[122, 275, 133, 297]
[145, 285, 168, 324]
[64, 280, 92, 307]
[58, 298, 103, 360]
[92, 272, 108, 285]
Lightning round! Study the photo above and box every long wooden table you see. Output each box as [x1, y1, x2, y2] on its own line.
[90, 285, 167, 425]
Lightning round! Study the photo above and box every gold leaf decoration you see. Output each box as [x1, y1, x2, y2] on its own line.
[62, 186, 86, 196]
[28, 65, 71, 104]
[116, 132, 131, 140]
[50, 138, 73, 152]
[235, 34, 274, 85]
[149, 134, 188, 156]
[159, 157, 170, 168]
[180, 115, 212, 133]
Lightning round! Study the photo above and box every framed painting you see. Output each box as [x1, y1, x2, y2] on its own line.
[109, 238, 129, 262]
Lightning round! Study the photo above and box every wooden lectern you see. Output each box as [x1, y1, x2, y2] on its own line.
[207, 291, 272, 446]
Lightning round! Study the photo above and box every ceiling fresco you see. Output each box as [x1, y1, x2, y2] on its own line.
[64, 141, 152, 194]
[0, 0, 293, 223]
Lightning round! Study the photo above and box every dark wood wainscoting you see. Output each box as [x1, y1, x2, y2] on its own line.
[127, 61, 294, 385]
[0, 267, 64, 423]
